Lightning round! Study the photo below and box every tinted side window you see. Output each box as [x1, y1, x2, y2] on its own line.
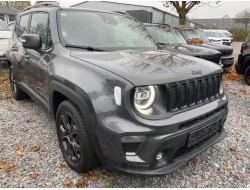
[18, 14, 29, 37]
[30, 13, 51, 49]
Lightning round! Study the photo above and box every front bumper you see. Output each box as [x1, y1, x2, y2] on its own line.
[94, 94, 228, 176]
[222, 41, 231, 46]
[221, 55, 234, 69]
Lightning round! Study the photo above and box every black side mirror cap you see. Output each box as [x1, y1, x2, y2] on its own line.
[20, 34, 42, 50]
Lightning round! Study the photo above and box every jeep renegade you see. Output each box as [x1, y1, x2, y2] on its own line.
[6, 4, 228, 176]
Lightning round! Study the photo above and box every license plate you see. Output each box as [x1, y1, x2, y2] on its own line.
[187, 119, 221, 148]
[222, 59, 233, 65]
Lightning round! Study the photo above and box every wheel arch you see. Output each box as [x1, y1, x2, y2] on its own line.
[241, 55, 250, 71]
[49, 80, 96, 135]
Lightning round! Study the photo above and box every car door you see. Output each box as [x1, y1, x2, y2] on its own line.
[26, 12, 52, 103]
[11, 14, 31, 85]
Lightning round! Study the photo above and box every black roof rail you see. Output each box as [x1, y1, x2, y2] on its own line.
[22, 2, 60, 12]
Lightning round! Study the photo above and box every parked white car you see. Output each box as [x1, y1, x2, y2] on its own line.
[0, 19, 12, 63]
[217, 32, 232, 46]
[216, 29, 233, 43]
[203, 30, 223, 44]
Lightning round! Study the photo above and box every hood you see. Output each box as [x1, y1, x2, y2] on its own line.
[159, 44, 220, 56]
[207, 37, 222, 41]
[0, 30, 12, 39]
[195, 42, 233, 51]
[71, 50, 221, 86]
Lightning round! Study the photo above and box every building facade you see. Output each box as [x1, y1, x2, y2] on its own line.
[0, 7, 19, 23]
[192, 15, 250, 30]
[71, 1, 203, 29]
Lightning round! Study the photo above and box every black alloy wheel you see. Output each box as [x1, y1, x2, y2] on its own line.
[56, 100, 99, 172]
[244, 66, 250, 85]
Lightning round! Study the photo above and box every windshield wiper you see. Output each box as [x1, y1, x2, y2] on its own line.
[156, 43, 167, 45]
[65, 44, 105, 52]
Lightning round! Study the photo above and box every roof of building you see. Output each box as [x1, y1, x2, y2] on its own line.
[0, 6, 19, 15]
[71, 1, 203, 26]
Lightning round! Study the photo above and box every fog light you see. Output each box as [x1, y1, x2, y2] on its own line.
[156, 152, 163, 162]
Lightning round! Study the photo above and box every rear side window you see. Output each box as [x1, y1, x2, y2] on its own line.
[18, 14, 29, 37]
[30, 13, 51, 49]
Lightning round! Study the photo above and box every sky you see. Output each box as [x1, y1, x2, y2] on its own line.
[33, 0, 250, 19]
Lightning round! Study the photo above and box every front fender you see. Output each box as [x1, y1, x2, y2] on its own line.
[49, 79, 107, 163]
[49, 80, 95, 120]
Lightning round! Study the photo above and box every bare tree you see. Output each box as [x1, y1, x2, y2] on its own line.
[0, 1, 31, 11]
[235, 9, 250, 29]
[163, 1, 220, 25]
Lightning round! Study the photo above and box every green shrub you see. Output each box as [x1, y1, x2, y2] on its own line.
[230, 28, 249, 41]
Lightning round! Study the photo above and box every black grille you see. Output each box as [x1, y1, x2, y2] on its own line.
[167, 74, 221, 112]
[122, 143, 140, 153]
[195, 54, 221, 64]
[218, 49, 233, 56]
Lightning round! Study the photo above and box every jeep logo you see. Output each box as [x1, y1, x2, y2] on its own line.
[191, 70, 203, 75]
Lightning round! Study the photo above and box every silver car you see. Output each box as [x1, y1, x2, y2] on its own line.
[0, 19, 12, 63]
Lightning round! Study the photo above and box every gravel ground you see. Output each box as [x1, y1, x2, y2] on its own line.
[0, 79, 250, 188]
[231, 42, 242, 60]
[0, 42, 250, 187]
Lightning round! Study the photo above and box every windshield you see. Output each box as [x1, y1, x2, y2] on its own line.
[145, 26, 187, 44]
[58, 10, 157, 51]
[204, 31, 220, 38]
[218, 32, 228, 38]
[0, 20, 10, 31]
[181, 29, 209, 42]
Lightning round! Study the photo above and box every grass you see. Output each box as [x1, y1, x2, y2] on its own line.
[0, 68, 8, 77]
[105, 180, 123, 188]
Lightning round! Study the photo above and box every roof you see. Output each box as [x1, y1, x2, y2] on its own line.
[0, 6, 19, 15]
[71, 1, 179, 18]
[71, 1, 203, 26]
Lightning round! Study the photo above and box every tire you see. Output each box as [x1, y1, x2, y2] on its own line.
[56, 100, 99, 173]
[9, 65, 29, 100]
[244, 66, 250, 85]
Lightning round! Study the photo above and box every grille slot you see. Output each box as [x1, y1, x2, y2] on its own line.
[219, 49, 233, 56]
[196, 54, 221, 64]
[122, 143, 140, 153]
[169, 85, 178, 111]
[188, 81, 195, 106]
[167, 74, 221, 112]
[179, 83, 187, 109]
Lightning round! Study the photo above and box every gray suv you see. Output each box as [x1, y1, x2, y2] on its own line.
[5, 3, 228, 176]
[235, 32, 250, 84]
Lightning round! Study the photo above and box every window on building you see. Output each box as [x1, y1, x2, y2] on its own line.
[212, 22, 217, 27]
[202, 22, 207, 27]
[0, 14, 4, 21]
[9, 15, 16, 22]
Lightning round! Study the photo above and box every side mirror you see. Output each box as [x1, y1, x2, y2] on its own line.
[20, 34, 42, 50]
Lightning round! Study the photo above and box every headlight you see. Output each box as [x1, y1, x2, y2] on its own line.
[134, 86, 156, 110]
